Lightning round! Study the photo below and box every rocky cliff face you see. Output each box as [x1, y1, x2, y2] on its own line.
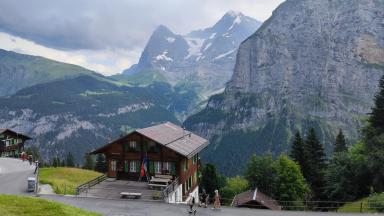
[185, 0, 384, 175]
[121, 11, 261, 99]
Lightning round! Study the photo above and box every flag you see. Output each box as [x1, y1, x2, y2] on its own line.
[140, 161, 145, 177]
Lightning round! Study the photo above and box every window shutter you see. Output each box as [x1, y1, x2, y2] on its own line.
[136, 161, 141, 173]
[124, 161, 128, 172]
[171, 162, 176, 175]
[149, 161, 154, 174]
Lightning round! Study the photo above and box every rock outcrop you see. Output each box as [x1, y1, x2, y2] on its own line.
[185, 0, 384, 175]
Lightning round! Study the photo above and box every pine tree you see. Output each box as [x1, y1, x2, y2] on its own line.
[200, 163, 220, 197]
[95, 154, 107, 173]
[369, 75, 384, 131]
[334, 129, 347, 154]
[66, 152, 75, 167]
[52, 157, 58, 167]
[83, 154, 94, 170]
[304, 128, 327, 201]
[290, 131, 306, 168]
[60, 159, 66, 167]
[364, 75, 384, 191]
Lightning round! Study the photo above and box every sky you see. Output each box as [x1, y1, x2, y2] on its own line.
[0, 0, 284, 76]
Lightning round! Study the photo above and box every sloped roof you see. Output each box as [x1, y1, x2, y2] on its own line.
[0, 128, 31, 140]
[91, 122, 208, 158]
[232, 188, 281, 210]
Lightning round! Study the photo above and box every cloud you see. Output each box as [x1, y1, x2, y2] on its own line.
[0, 32, 140, 76]
[0, 0, 284, 74]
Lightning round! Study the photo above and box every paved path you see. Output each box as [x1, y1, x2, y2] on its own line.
[0, 157, 36, 194]
[41, 195, 381, 216]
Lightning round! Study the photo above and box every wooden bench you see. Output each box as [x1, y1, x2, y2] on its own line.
[154, 174, 173, 180]
[120, 192, 142, 199]
[148, 183, 167, 190]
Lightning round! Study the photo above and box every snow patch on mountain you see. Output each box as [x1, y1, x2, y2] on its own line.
[184, 37, 205, 59]
[117, 102, 154, 114]
[154, 51, 173, 62]
[228, 16, 242, 31]
[214, 49, 236, 60]
[166, 37, 175, 43]
[204, 42, 212, 51]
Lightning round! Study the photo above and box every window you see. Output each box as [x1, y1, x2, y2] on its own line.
[183, 159, 189, 172]
[148, 141, 159, 152]
[154, 161, 161, 174]
[188, 176, 193, 189]
[129, 141, 137, 149]
[163, 162, 171, 173]
[130, 161, 137, 173]
[111, 160, 117, 171]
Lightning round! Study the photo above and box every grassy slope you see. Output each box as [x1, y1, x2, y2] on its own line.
[111, 69, 167, 86]
[0, 194, 100, 216]
[338, 193, 384, 213]
[338, 197, 373, 213]
[39, 168, 101, 195]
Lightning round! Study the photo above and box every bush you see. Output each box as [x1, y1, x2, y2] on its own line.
[368, 193, 384, 212]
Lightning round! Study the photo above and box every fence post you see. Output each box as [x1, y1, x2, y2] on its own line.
[360, 202, 363, 213]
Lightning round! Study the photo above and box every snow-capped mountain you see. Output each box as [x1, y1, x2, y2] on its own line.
[121, 11, 261, 99]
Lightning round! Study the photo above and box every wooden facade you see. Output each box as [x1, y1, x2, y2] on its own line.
[91, 122, 208, 199]
[0, 129, 31, 157]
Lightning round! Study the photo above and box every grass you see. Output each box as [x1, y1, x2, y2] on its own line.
[0, 194, 100, 216]
[338, 193, 384, 213]
[39, 167, 101, 195]
[338, 197, 374, 213]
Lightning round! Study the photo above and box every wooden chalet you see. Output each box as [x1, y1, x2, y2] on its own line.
[231, 188, 282, 210]
[90, 122, 208, 202]
[0, 129, 31, 157]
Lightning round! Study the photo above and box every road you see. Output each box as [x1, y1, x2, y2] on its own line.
[0, 157, 36, 194]
[42, 195, 381, 216]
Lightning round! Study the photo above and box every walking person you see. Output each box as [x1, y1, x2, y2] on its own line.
[34, 160, 39, 174]
[213, 190, 221, 210]
[199, 189, 208, 208]
[28, 155, 33, 165]
[187, 193, 197, 215]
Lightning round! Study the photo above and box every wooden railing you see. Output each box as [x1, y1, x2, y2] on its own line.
[163, 177, 179, 197]
[76, 174, 107, 195]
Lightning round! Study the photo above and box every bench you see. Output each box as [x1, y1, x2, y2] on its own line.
[148, 183, 167, 190]
[120, 192, 142, 199]
[154, 174, 173, 180]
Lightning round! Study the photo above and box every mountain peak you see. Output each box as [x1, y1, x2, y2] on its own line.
[225, 10, 244, 18]
[153, 25, 175, 36]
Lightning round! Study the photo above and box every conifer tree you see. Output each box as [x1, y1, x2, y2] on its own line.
[364, 75, 384, 191]
[304, 128, 327, 201]
[334, 129, 347, 154]
[66, 152, 75, 167]
[95, 154, 107, 173]
[290, 131, 306, 168]
[369, 75, 384, 131]
[83, 153, 94, 170]
[52, 157, 58, 167]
